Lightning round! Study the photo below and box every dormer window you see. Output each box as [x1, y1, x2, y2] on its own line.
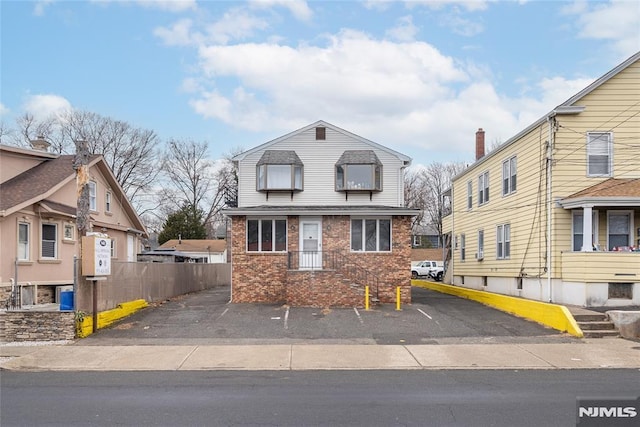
[256, 150, 303, 192]
[335, 150, 382, 192]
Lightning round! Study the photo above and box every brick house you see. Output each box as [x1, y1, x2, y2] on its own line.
[223, 121, 418, 307]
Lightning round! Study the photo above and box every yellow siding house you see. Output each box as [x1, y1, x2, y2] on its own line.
[442, 52, 640, 307]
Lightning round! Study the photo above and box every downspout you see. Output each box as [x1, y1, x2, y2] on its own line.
[450, 185, 454, 284]
[546, 115, 555, 302]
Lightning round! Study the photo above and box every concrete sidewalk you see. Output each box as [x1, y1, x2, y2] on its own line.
[2, 339, 639, 371]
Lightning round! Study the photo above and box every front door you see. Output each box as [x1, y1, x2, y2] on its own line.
[299, 218, 322, 269]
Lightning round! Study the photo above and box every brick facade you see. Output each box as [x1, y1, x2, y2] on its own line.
[230, 215, 412, 307]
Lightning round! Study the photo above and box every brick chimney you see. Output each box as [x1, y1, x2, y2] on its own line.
[475, 128, 485, 161]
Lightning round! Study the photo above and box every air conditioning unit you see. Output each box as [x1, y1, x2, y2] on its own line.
[475, 251, 484, 261]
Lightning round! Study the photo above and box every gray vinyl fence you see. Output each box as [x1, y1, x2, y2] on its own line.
[76, 262, 231, 313]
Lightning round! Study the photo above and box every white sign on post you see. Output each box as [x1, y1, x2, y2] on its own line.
[94, 237, 111, 275]
[82, 235, 112, 276]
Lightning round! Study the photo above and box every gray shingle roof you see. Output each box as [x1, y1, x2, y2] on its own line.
[257, 150, 303, 165]
[336, 150, 381, 165]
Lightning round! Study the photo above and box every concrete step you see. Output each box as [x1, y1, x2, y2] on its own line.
[582, 330, 619, 338]
[578, 321, 616, 331]
[573, 313, 608, 322]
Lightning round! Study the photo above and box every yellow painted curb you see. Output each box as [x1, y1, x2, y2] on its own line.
[413, 280, 583, 338]
[76, 299, 148, 338]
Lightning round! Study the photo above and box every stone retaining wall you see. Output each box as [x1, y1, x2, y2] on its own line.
[0, 311, 76, 342]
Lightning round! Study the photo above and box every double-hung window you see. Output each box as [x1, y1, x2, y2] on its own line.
[467, 181, 472, 210]
[587, 132, 612, 177]
[502, 156, 517, 196]
[18, 222, 30, 260]
[247, 219, 287, 252]
[608, 211, 632, 250]
[351, 218, 391, 252]
[460, 234, 466, 261]
[256, 151, 303, 192]
[478, 171, 489, 205]
[477, 229, 484, 260]
[105, 191, 112, 213]
[496, 224, 511, 259]
[88, 181, 97, 211]
[41, 223, 58, 259]
[336, 151, 382, 192]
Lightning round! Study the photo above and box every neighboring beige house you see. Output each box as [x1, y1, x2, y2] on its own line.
[443, 52, 640, 307]
[223, 120, 418, 307]
[157, 239, 227, 263]
[0, 142, 147, 306]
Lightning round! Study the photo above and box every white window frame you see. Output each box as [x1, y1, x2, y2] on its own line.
[246, 218, 288, 252]
[88, 181, 97, 211]
[63, 223, 75, 241]
[413, 235, 421, 247]
[41, 222, 58, 259]
[257, 164, 303, 191]
[105, 191, 112, 213]
[460, 234, 466, 261]
[586, 132, 612, 177]
[351, 218, 392, 252]
[607, 210, 633, 250]
[111, 238, 117, 258]
[18, 222, 30, 261]
[572, 210, 599, 251]
[477, 229, 484, 260]
[478, 171, 489, 206]
[496, 224, 511, 259]
[467, 181, 473, 210]
[502, 156, 517, 196]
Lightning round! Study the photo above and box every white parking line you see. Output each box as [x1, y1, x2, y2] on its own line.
[353, 307, 364, 324]
[216, 308, 229, 320]
[284, 307, 290, 329]
[417, 308, 432, 319]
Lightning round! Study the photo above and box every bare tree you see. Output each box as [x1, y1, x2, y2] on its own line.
[161, 141, 241, 238]
[404, 166, 428, 232]
[10, 109, 162, 208]
[421, 162, 467, 246]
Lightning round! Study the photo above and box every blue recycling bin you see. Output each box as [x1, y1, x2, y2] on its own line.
[60, 290, 74, 311]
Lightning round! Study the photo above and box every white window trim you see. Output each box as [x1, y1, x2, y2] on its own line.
[477, 229, 484, 260]
[586, 132, 613, 177]
[18, 221, 31, 261]
[607, 210, 633, 250]
[467, 180, 473, 210]
[460, 234, 466, 262]
[246, 217, 288, 253]
[41, 222, 58, 259]
[502, 156, 517, 196]
[111, 238, 117, 258]
[105, 190, 112, 213]
[478, 171, 489, 206]
[89, 181, 97, 211]
[572, 210, 599, 251]
[350, 217, 392, 252]
[63, 223, 75, 241]
[413, 235, 421, 247]
[496, 223, 511, 260]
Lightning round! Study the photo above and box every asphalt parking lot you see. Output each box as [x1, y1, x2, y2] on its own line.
[75, 286, 578, 346]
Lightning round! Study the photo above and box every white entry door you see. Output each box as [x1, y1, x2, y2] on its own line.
[299, 218, 322, 269]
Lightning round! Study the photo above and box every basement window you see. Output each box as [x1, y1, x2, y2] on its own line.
[608, 283, 632, 299]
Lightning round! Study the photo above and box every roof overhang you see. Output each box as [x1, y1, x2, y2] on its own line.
[223, 205, 420, 217]
[558, 197, 640, 209]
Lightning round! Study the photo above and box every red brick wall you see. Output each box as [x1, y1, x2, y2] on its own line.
[230, 214, 412, 306]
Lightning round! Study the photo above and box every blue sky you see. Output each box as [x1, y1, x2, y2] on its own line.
[1, 0, 639, 167]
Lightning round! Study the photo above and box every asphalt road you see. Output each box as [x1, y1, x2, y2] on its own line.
[74, 286, 577, 346]
[2, 370, 639, 426]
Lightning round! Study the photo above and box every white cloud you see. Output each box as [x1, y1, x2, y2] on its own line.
[22, 94, 72, 121]
[438, 13, 484, 36]
[154, 18, 197, 46]
[563, 0, 640, 58]
[407, 0, 491, 12]
[249, 0, 313, 21]
[0, 102, 9, 116]
[33, 0, 54, 16]
[135, 0, 197, 12]
[386, 15, 419, 42]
